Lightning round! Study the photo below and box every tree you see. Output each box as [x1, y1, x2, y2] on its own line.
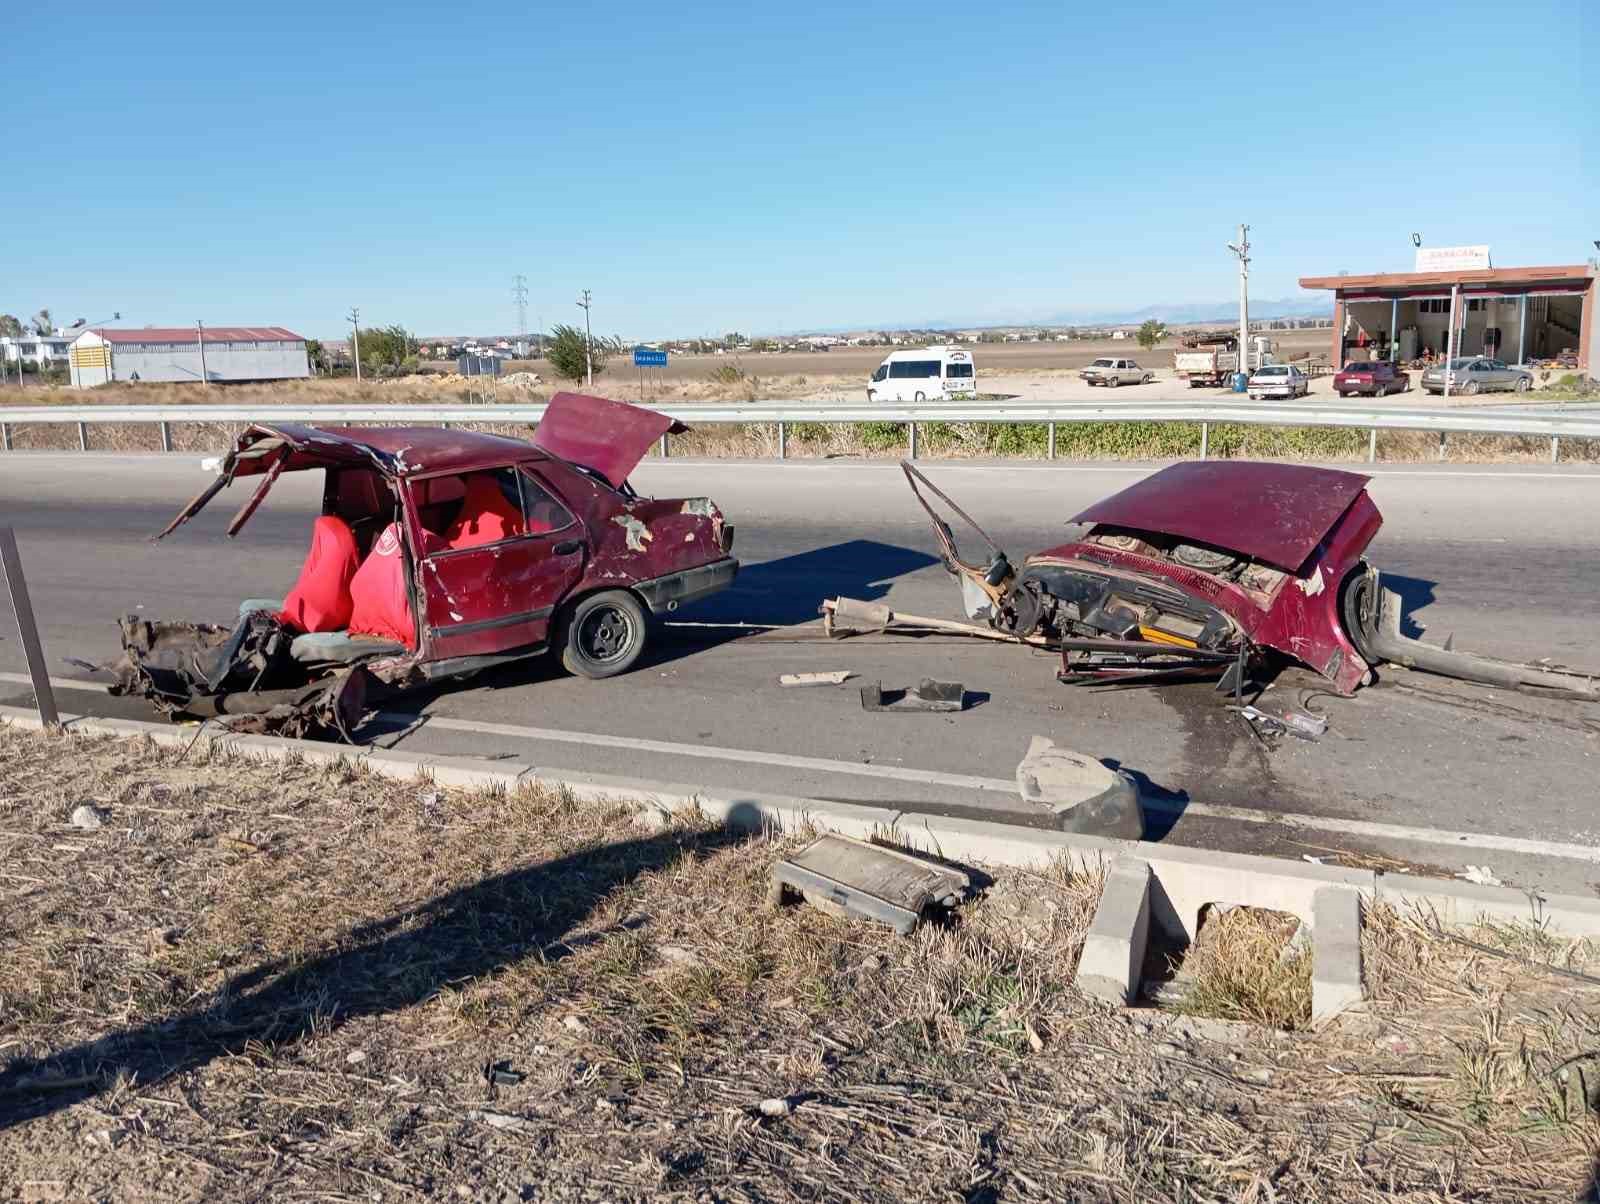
[546, 322, 605, 383]
[351, 324, 414, 372]
[304, 338, 328, 374]
[0, 314, 21, 337]
[1136, 319, 1168, 351]
[31, 308, 52, 336]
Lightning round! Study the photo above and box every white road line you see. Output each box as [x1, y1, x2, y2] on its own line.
[414, 714, 1019, 794]
[411, 714, 1600, 864]
[10, 672, 1597, 864]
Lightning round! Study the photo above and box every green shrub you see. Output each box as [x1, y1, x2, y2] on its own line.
[858, 421, 905, 451]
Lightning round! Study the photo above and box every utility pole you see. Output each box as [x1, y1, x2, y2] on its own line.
[577, 289, 593, 387]
[197, 320, 209, 387]
[347, 307, 361, 381]
[512, 275, 529, 355]
[1226, 224, 1250, 384]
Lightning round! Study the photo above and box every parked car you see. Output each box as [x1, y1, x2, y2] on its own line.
[1420, 357, 1533, 396]
[1247, 364, 1310, 400]
[1080, 358, 1153, 387]
[106, 393, 740, 734]
[1333, 361, 1410, 397]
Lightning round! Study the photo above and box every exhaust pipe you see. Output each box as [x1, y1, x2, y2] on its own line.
[1366, 582, 1596, 698]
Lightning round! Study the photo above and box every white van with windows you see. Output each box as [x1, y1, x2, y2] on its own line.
[866, 345, 976, 402]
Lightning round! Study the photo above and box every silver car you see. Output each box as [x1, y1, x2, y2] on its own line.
[1247, 364, 1310, 400]
[1420, 357, 1533, 396]
[1080, 357, 1153, 387]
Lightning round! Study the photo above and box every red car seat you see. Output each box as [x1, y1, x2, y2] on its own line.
[276, 516, 360, 634]
[348, 522, 441, 649]
[445, 473, 525, 548]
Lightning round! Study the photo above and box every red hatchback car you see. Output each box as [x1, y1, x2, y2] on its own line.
[1333, 360, 1409, 397]
[108, 393, 739, 733]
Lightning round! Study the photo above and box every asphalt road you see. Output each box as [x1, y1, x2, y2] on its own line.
[2, 453, 1597, 897]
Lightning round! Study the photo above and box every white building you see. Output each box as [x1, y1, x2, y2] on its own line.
[69, 326, 310, 388]
[1, 333, 74, 368]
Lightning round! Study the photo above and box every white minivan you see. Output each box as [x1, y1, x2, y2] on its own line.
[866, 345, 976, 402]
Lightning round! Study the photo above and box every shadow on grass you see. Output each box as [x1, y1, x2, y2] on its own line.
[0, 817, 750, 1131]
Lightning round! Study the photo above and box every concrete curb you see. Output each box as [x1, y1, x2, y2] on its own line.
[1075, 858, 1152, 1005]
[7, 702, 1600, 1022]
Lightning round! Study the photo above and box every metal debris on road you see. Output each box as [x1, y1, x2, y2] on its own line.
[1015, 735, 1145, 839]
[1226, 704, 1326, 741]
[769, 833, 972, 935]
[859, 678, 966, 712]
[778, 670, 854, 687]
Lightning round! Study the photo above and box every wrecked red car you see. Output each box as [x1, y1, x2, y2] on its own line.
[898, 459, 1597, 698]
[905, 459, 1382, 694]
[107, 392, 738, 734]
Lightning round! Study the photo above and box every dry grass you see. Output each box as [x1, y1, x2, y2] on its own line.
[2, 722, 1598, 1201]
[1174, 906, 1314, 1030]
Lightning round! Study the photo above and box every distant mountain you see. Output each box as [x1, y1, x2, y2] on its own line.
[1035, 296, 1331, 327]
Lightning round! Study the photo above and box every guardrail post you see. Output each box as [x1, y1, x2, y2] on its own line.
[777, 420, 787, 460]
[1, 422, 10, 452]
[1551, 436, 1560, 464]
[1437, 431, 1447, 461]
[1366, 428, 1377, 463]
[0, 527, 59, 728]
[1046, 422, 1056, 459]
[908, 421, 918, 460]
[159, 421, 173, 453]
[659, 432, 669, 459]
[77, 422, 88, 452]
[1199, 422, 1209, 460]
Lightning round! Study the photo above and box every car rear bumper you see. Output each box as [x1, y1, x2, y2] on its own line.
[632, 556, 740, 614]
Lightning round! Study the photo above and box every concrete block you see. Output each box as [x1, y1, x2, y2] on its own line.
[1074, 858, 1152, 1005]
[1312, 886, 1365, 1023]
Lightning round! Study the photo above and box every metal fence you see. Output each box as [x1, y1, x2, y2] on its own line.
[1, 399, 1596, 462]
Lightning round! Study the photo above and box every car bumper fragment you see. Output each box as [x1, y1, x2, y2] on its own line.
[631, 556, 740, 614]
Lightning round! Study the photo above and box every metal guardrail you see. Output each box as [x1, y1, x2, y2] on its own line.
[1, 399, 1596, 462]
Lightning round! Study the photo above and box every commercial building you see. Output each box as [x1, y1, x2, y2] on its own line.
[1298, 263, 1595, 371]
[68, 326, 310, 388]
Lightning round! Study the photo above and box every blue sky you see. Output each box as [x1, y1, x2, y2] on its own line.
[3, 0, 1593, 340]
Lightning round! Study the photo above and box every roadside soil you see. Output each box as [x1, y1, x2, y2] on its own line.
[2, 724, 1596, 1201]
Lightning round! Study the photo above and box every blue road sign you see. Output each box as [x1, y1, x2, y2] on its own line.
[633, 347, 668, 367]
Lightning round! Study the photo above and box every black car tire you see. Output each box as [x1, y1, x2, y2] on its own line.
[559, 590, 648, 679]
[914, 391, 926, 402]
[1338, 565, 1380, 665]
[1463, 381, 1480, 396]
[1142, 373, 1153, 384]
[1516, 376, 1531, 392]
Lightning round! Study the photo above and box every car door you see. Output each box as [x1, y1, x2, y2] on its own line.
[413, 463, 586, 661]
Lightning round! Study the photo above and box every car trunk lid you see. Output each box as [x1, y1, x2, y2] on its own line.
[1069, 460, 1373, 573]
[531, 392, 688, 490]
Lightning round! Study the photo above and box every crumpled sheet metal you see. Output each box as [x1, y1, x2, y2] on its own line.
[106, 615, 369, 739]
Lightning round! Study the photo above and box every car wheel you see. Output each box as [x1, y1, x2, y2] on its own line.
[1107, 375, 1119, 388]
[1142, 373, 1153, 384]
[1339, 566, 1381, 665]
[559, 590, 648, 679]
[1515, 376, 1531, 392]
[1463, 381, 1480, 396]
[914, 391, 926, 402]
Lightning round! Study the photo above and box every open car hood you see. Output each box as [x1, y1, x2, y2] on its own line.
[1069, 461, 1372, 573]
[531, 392, 687, 490]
